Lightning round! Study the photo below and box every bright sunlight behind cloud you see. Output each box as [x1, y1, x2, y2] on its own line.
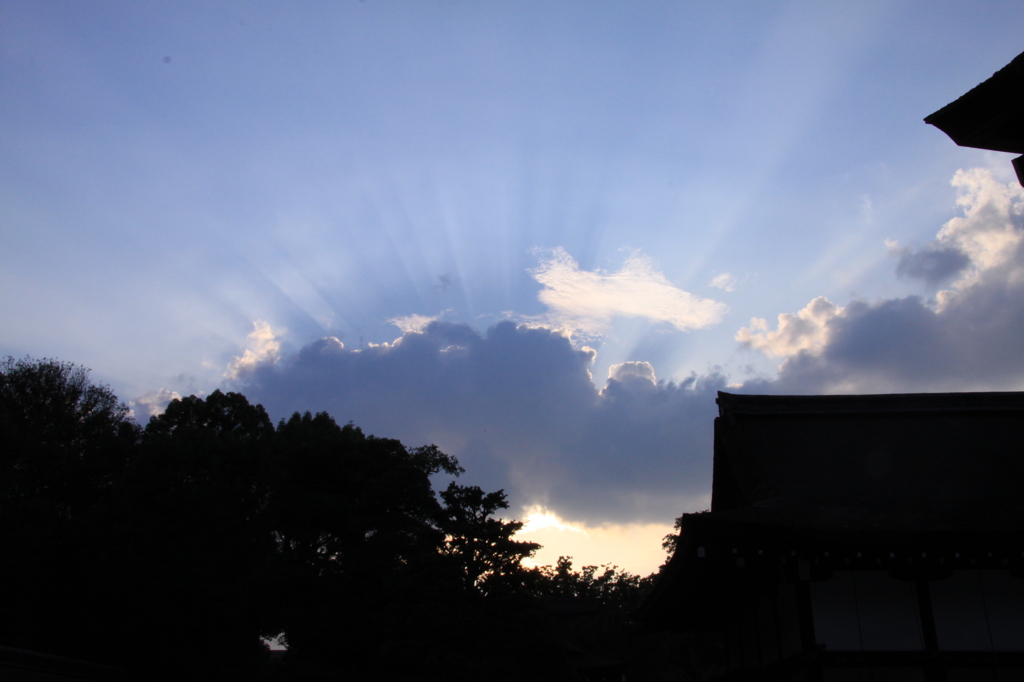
[226, 320, 283, 380]
[515, 505, 680, 575]
[529, 248, 727, 337]
[389, 313, 442, 334]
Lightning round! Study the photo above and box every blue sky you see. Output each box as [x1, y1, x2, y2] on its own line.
[3, 1, 1024, 573]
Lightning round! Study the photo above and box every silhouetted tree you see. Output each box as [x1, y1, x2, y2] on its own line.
[101, 389, 276, 677]
[532, 556, 653, 612]
[522, 556, 658, 680]
[0, 357, 139, 661]
[145, 388, 274, 440]
[439, 483, 540, 597]
[662, 513, 685, 555]
[0, 360, 582, 680]
[0, 355, 138, 516]
[661, 510, 709, 558]
[262, 411, 468, 675]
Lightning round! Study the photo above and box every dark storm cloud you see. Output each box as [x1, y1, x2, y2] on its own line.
[893, 243, 971, 287]
[235, 320, 721, 524]
[574, 369, 722, 519]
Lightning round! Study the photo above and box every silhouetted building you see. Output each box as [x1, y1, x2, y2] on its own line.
[643, 391, 1024, 682]
[0, 645, 126, 681]
[926, 50, 1024, 186]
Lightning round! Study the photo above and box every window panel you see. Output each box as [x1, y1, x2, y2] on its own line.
[740, 607, 760, 668]
[854, 572, 923, 651]
[932, 571, 994, 651]
[726, 617, 741, 671]
[812, 571, 861, 651]
[981, 571, 1024, 652]
[757, 593, 780, 664]
[777, 582, 803, 658]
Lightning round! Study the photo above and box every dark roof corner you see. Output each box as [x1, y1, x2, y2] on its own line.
[925, 50, 1024, 186]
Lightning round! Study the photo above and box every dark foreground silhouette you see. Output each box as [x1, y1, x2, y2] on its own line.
[0, 357, 669, 681]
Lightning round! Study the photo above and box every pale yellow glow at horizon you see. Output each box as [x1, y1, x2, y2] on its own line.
[515, 506, 674, 577]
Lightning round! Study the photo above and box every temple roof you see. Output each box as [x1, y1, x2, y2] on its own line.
[640, 390, 1024, 630]
[711, 390, 1024, 531]
[715, 389, 1024, 415]
[924, 50, 1024, 155]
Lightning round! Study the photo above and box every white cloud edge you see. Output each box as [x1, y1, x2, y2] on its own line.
[225, 320, 284, 379]
[529, 247, 728, 337]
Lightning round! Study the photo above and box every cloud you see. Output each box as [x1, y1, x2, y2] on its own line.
[222, 171, 1024, 532]
[890, 240, 970, 287]
[606, 360, 657, 387]
[940, 169, 1024, 273]
[886, 168, 1023, 289]
[529, 248, 727, 336]
[225, 320, 283, 379]
[235, 320, 722, 525]
[708, 272, 738, 292]
[740, 169, 1024, 394]
[389, 313, 442, 334]
[130, 388, 182, 419]
[736, 296, 842, 359]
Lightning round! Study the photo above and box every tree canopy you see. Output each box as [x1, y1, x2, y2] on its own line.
[0, 356, 661, 681]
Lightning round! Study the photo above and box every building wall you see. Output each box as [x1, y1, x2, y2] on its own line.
[721, 569, 1024, 682]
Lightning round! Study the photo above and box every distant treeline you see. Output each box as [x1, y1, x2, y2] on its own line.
[0, 356, 671, 681]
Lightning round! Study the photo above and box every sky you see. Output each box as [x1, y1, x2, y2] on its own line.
[3, 1, 1024, 575]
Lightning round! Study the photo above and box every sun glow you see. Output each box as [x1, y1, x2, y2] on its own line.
[515, 506, 673, 576]
[519, 506, 589, 534]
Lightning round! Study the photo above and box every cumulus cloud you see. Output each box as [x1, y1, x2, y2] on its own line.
[130, 388, 182, 419]
[740, 169, 1024, 394]
[606, 360, 657, 387]
[529, 248, 727, 336]
[940, 169, 1024, 274]
[888, 168, 1024, 290]
[225, 320, 283, 379]
[235, 320, 722, 524]
[736, 296, 842, 358]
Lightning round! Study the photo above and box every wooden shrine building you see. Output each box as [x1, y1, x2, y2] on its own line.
[642, 391, 1024, 682]
[925, 50, 1024, 186]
